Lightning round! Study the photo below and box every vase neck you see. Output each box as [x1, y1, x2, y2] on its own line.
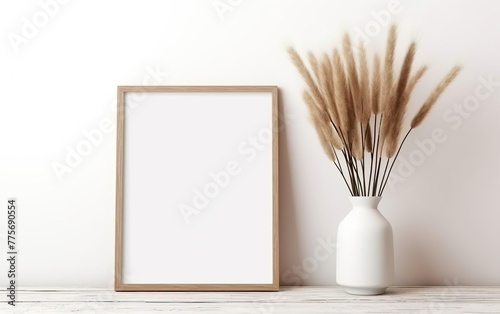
[349, 197, 382, 209]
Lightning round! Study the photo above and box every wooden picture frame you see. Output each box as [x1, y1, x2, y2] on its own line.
[115, 86, 279, 291]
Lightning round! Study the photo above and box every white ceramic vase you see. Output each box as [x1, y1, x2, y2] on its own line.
[336, 197, 394, 295]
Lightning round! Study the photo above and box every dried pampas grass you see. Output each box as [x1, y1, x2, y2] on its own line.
[411, 65, 462, 128]
[288, 25, 461, 196]
[382, 42, 417, 158]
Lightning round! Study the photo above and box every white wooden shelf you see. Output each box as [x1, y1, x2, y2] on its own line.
[3, 286, 500, 313]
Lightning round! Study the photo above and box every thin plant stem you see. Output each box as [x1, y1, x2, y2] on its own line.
[319, 112, 356, 195]
[329, 120, 358, 195]
[345, 146, 356, 195]
[351, 156, 364, 196]
[377, 158, 390, 196]
[379, 128, 413, 195]
[367, 115, 377, 195]
[341, 149, 357, 195]
[331, 146, 354, 196]
[346, 141, 359, 195]
[372, 114, 384, 195]
[360, 122, 366, 195]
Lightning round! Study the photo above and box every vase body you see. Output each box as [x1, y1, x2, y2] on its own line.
[336, 197, 394, 295]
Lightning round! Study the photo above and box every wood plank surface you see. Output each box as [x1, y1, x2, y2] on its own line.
[2, 286, 499, 313]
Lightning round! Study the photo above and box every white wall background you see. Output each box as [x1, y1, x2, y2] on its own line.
[0, 0, 499, 288]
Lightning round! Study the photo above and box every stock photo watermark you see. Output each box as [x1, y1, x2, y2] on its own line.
[212, 0, 243, 21]
[7, 0, 71, 53]
[6, 199, 17, 307]
[178, 125, 273, 224]
[254, 234, 335, 314]
[410, 277, 461, 314]
[388, 75, 499, 191]
[179, 112, 294, 224]
[281, 235, 336, 286]
[51, 64, 169, 182]
[353, 0, 402, 47]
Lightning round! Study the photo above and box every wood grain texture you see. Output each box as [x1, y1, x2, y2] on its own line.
[118, 85, 278, 93]
[115, 86, 279, 292]
[3, 287, 500, 313]
[114, 86, 125, 291]
[272, 87, 279, 291]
